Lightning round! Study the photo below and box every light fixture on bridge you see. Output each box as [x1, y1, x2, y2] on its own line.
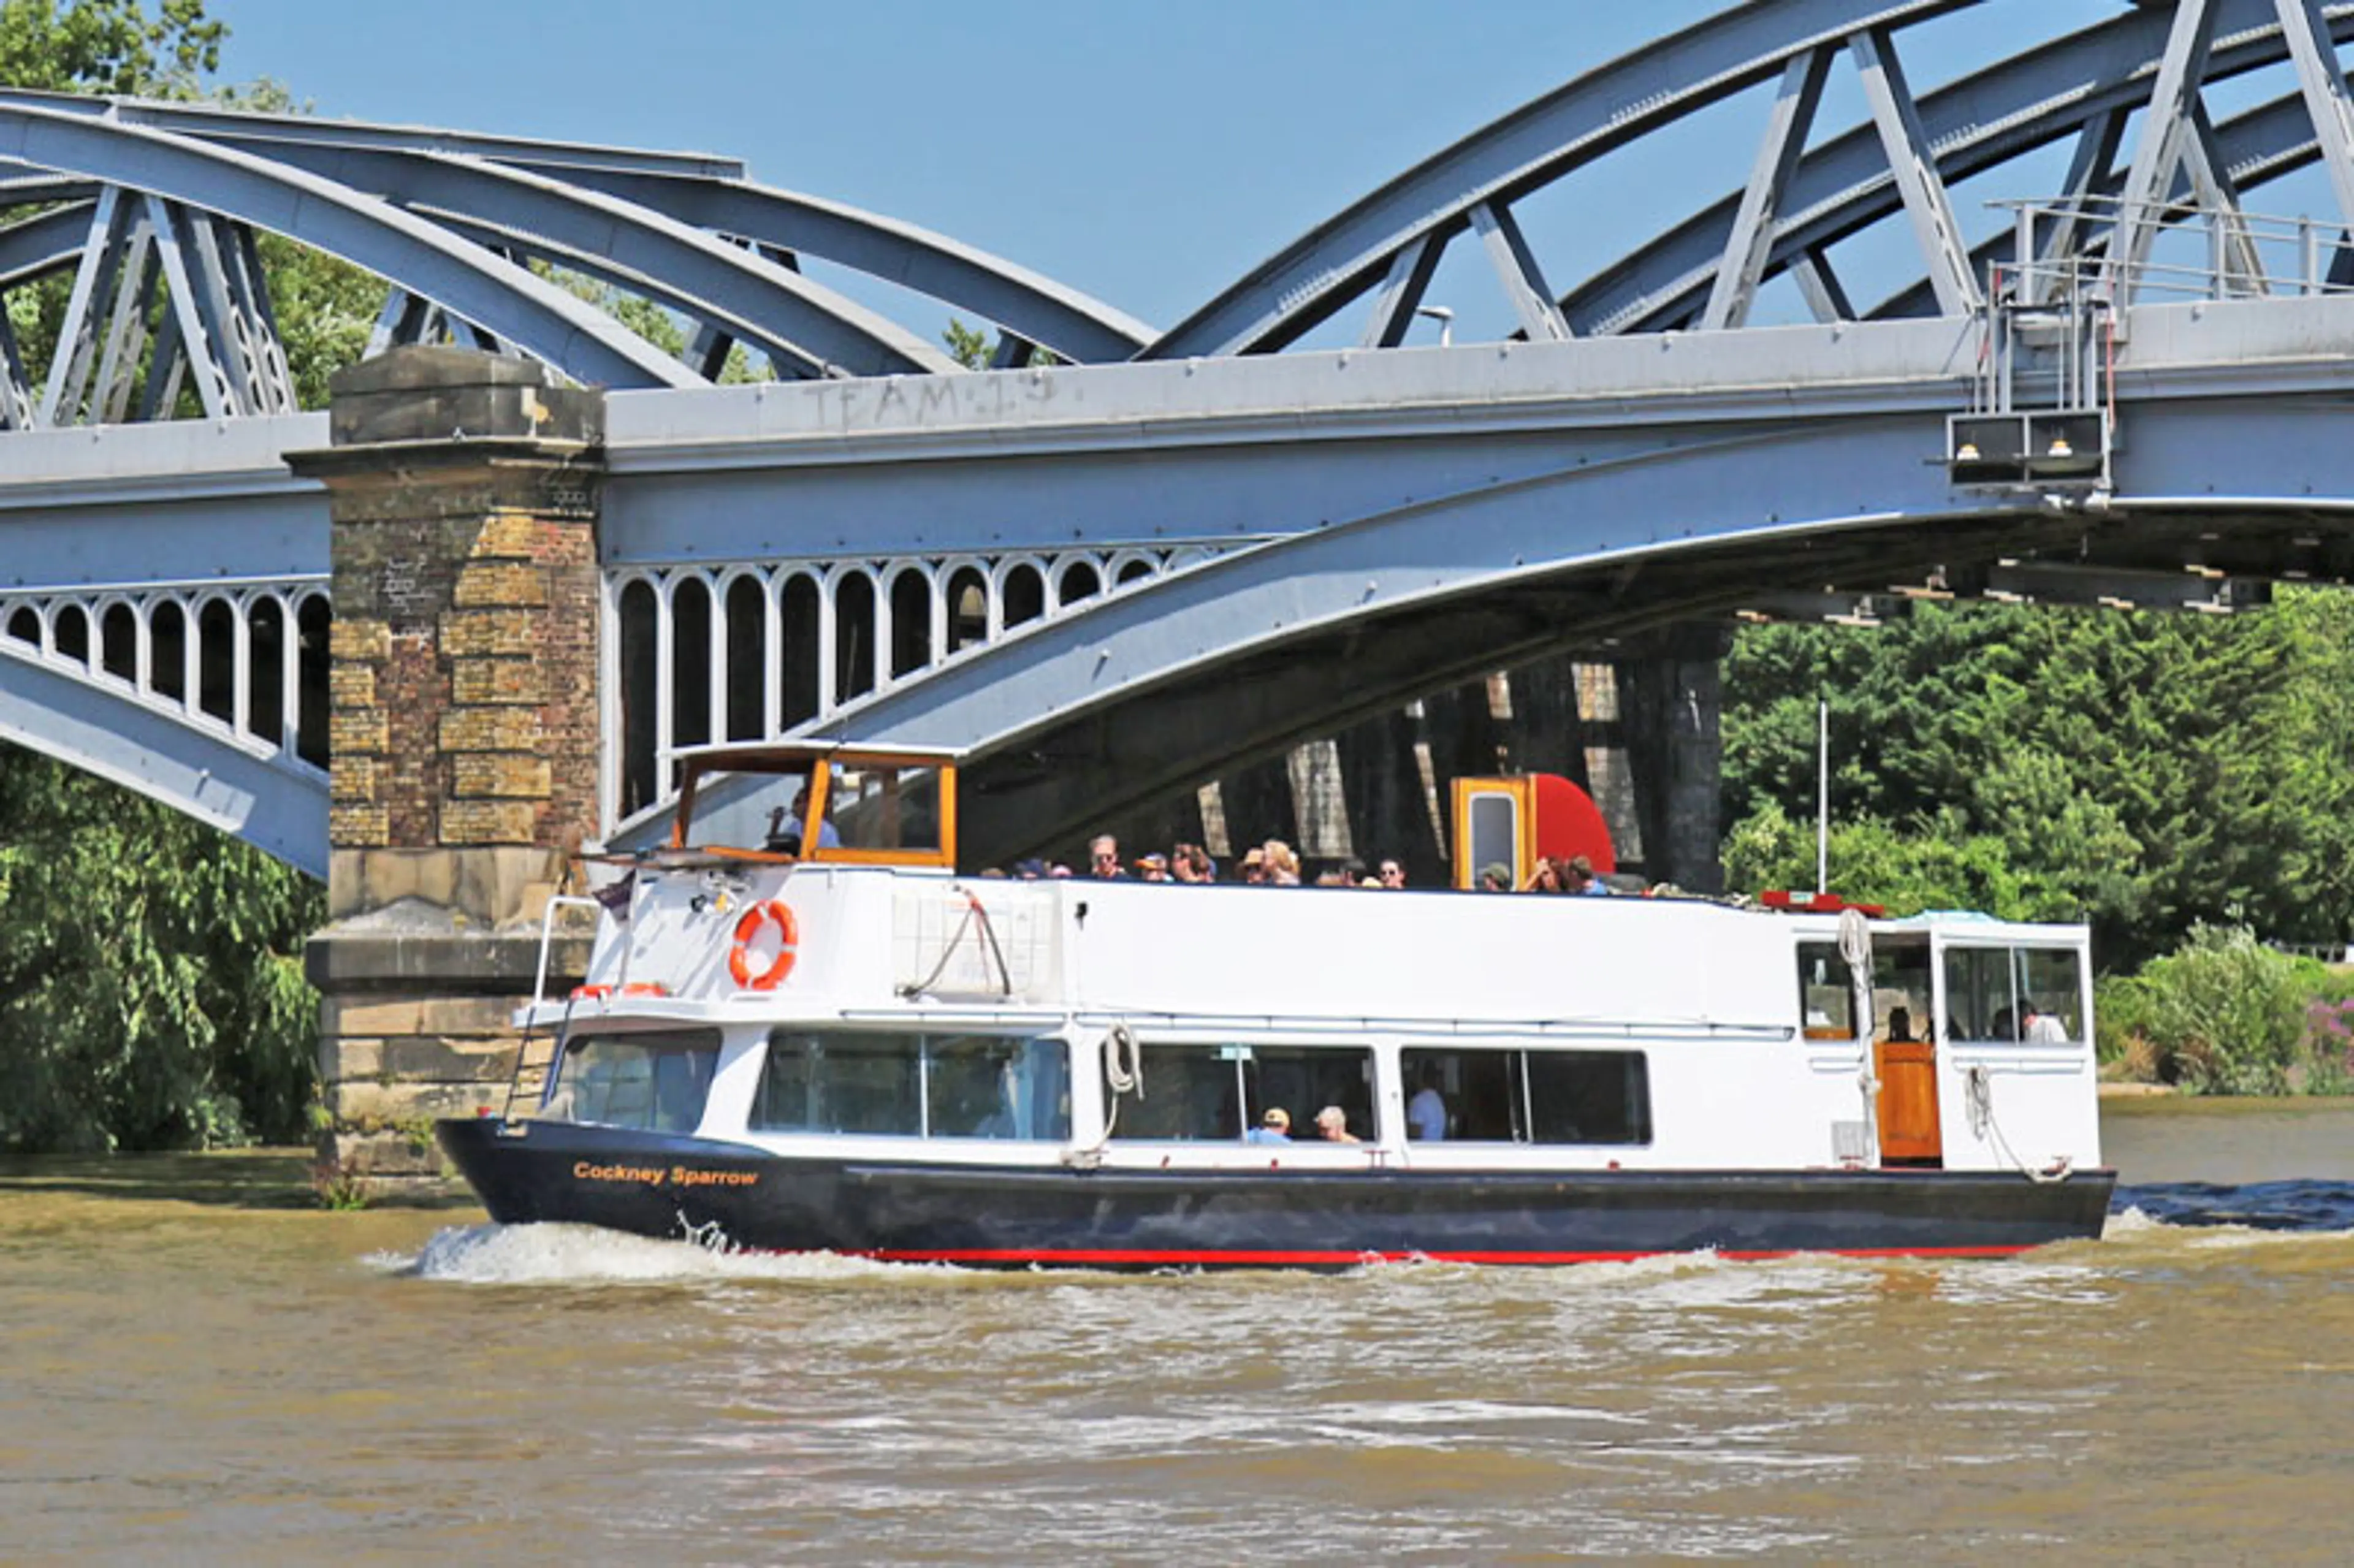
[1946, 410, 2108, 485]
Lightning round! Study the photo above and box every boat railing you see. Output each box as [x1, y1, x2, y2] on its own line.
[501, 893, 607, 1121]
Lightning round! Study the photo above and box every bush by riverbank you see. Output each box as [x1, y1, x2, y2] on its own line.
[2096, 925, 2354, 1095]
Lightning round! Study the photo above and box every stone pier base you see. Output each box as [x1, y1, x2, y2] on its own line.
[306, 848, 590, 1179]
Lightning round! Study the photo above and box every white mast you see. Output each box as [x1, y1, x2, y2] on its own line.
[1816, 698, 1830, 894]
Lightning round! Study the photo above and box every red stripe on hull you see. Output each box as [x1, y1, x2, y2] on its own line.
[859, 1244, 2036, 1267]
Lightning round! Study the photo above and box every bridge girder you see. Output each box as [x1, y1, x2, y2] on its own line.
[0, 102, 701, 392]
[0, 643, 327, 878]
[1155, 0, 2354, 359]
[775, 298, 2354, 865]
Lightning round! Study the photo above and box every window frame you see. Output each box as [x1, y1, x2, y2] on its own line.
[1100, 1038, 1381, 1143]
[1398, 1045, 1652, 1147]
[750, 1028, 1070, 1141]
[549, 1028, 724, 1134]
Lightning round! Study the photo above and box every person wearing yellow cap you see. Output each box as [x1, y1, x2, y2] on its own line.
[1245, 1106, 1292, 1144]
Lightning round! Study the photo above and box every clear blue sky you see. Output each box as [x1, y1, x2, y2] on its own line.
[200, 1, 2178, 339]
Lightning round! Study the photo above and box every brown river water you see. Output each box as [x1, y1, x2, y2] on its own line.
[4, 1098, 2353, 1564]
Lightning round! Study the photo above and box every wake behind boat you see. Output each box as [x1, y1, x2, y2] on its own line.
[437, 744, 2114, 1268]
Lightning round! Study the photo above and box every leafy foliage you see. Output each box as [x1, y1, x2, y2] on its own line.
[0, 748, 322, 1150]
[0, 0, 221, 97]
[2111, 926, 2312, 1095]
[1722, 593, 2354, 966]
[0, 2, 326, 1151]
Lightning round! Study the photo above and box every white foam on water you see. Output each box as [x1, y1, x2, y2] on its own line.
[375, 1222, 932, 1287]
[2101, 1205, 2168, 1238]
[2102, 1205, 2354, 1249]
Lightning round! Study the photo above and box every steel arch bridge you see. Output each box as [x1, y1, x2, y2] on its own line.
[10, 0, 2354, 873]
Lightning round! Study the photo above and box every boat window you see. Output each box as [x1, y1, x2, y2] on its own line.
[547, 1030, 722, 1135]
[1930, 942, 2081, 1035]
[1796, 942, 1856, 1038]
[926, 1035, 1071, 1139]
[1104, 1042, 1377, 1141]
[823, 764, 945, 856]
[685, 766, 817, 853]
[751, 1030, 1070, 1139]
[2014, 948, 2083, 1040]
[1872, 943, 1934, 1041]
[1466, 790, 1518, 888]
[1943, 945, 2083, 1042]
[1400, 1048, 1650, 1146]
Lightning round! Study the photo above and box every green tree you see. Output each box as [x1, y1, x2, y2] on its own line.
[1723, 591, 2354, 967]
[0, 752, 320, 1150]
[0, 1, 324, 1151]
[0, 0, 221, 97]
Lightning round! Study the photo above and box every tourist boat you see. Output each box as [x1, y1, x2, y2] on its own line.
[436, 744, 2115, 1268]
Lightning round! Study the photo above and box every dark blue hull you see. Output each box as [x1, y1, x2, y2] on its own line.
[436, 1116, 2115, 1269]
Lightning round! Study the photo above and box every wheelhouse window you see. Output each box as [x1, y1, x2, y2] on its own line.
[669, 752, 956, 867]
[1103, 1042, 1376, 1142]
[824, 763, 947, 857]
[1944, 944, 2085, 1043]
[751, 1030, 1070, 1140]
[548, 1030, 721, 1134]
[1400, 1048, 1650, 1146]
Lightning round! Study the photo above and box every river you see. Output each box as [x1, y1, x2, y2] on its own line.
[3, 1097, 2350, 1564]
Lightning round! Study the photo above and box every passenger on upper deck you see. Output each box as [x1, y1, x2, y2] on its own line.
[1565, 854, 1611, 896]
[1245, 1107, 1292, 1144]
[1089, 834, 1127, 879]
[1376, 858, 1406, 889]
[1520, 858, 1562, 893]
[1263, 840, 1302, 885]
[1171, 843, 1215, 883]
[1479, 862, 1512, 892]
[1135, 853, 1170, 881]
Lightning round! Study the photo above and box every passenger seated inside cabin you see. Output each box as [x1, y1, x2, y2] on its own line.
[1989, 1006, 2017, 1042]
[1407, 1066, 1448, 1141]
[1245, 1107, 1292, 1144]
[2023, 1000, 2068, 1044]
[1314, 1105, 1360, 1143]
[1885, 1006, 1917, 1043]
[765, 786, 840, 853]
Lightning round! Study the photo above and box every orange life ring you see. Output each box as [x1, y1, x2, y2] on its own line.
[728, 900, 799, 989]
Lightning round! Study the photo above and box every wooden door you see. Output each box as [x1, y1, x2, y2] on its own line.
[1875, 1039, 1942, 1165]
